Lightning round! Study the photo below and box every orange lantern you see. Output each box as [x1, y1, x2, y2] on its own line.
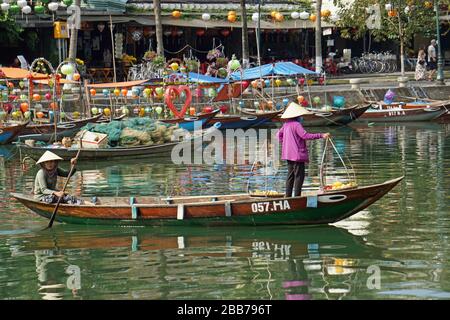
[251, 80, 258, 89]
[90, 89, 97, 96]
[172, 11, 182, 19]
[73, 73, 81, 81]
[36, 111, 44, 119]
[227, 14, 237, 23]
[228, 11, 236, 16]
[189, 107, 196, 116]
[114, 88, 120, 96]
[50, 102, 58, 110]
[297, 96, 305, 103]
[33, 94, 41, 101]
[20, 102, 29, 113]
[309, 14, 317, 22]
[275, 13, 284, 22]
[270, 11, 278, 18]
[121, 88, 128, 96]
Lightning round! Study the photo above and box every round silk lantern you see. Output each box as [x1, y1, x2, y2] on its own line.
[113, 88, 120, 97]
[333, 96, 345, 108]
[313, 96, 321, 105]
[33, 94, 41, 101]
[103, 89, 109, 96]
[104, 108, 111, 116]
[91, 107, 98, 115]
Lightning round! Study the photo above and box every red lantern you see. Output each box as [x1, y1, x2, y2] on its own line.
[196, 29, 205, 37]
[318, 77, 325, 85]
[90, 89, 97, 96]
[220, 29, 231, 37]
[203, 106, 214, 113]
[73, 73, 81, 81]
[50, 102, 58, 110]
[301, 100, 309, 107]
[219, 105, 228, 114]
[45, 93, 52, 100]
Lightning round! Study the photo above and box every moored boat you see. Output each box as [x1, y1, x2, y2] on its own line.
[263, 104, 370, 126]
[11, 176, 403, 227]
[16, 114, 103, 142]
[208, 110, 282, 129]
[161, 109, 220, 131]
[357, 103, 447, 122]
[0, 121, 29, 145]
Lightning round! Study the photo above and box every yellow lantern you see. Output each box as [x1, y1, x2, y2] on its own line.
[228, 11, 236, 16]
[321, 9, 331, 18]
[114, 88, 120, 97]
[309, 14, 317, 22]
[307, 79, 314, 86]
[172, 11, 182, 19]
[227, 14, 237, 23]
[275, 12, 284, 22]
[275, 79, 282, 86]
[104, 108, 111, 116]
[424, 1, 433, 9]
[270, 11, 277, 18]
[170, 62, 179, 71]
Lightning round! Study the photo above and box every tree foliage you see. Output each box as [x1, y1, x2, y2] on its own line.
[333, 0, 437, 45]
[0, 13, 23, 47]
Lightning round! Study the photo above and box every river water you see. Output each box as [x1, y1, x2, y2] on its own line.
[0, 122, 449, 300]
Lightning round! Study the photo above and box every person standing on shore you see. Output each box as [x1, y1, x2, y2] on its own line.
[427, 39, 437, 81]
[276, 103, 330, 197]
[415, 49, 427, 81]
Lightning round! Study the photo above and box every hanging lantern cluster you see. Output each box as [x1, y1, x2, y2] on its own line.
[1, 1, 60, 15]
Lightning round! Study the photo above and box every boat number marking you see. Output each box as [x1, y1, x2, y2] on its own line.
[251, 200, 291, 213]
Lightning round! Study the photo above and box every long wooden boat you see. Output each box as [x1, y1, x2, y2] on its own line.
[250, 105, 370, 127]
[17, 125, 218, 161]
[161, 109, 220, 131]
[357, 104, 447, 122]
[0, 121, 29, 145]
[11, 176, 403, 227]
[16, 114, 103, 142]
[207, 110, 282, 129]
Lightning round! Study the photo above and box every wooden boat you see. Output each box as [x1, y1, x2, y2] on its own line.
[248, 105, 370, 127]
[208, 110, 282, 129]
[0, 121, 29, 145]
[17, 125, 219, 161]
[16, 114, 103, 142]
[11, 176, 403, 227]
[358, 101, 449, 122]
[160, 109, 220, 131]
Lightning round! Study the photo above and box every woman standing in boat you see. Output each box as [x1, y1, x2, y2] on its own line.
[277, 103, 330, 197]
[34, 151, 81, 204]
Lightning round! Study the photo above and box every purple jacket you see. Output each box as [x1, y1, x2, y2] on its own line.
[276, 120, 323, 162]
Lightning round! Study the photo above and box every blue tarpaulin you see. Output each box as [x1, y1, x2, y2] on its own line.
[187, 72, 229, 84]
[230, 62, 318, 80]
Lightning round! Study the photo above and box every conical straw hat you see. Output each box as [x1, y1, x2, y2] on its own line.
[281, 102, 313, 119]
[36, 151, 63, 165]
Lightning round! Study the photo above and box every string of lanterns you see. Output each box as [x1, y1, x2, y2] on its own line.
[1, 1, 75, 14]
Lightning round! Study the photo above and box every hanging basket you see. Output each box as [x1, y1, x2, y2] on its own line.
[319, 138, 358, 193]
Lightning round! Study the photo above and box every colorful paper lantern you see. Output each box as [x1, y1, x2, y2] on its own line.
[73, 73, 81, 81]
[102, 89, 109, 96]
[91, 107, 99, 115]
[313, 96, 321, 105]
[291, 12, 300, 20]
[61, 64, 74, 75]
[121, 89, 128, 96]
[297, 96, 305, 103]
[275, 79, 282, 86]
[170, 62, 179, 71]
[155, 106, 163, 114]
[45, 93, 52, 100]
[121, 107, 130, 116]
[50, 102, 58, 110]
[104, 108, 111, 116]
[333, 96, 346, 108]
[72, 111, 80, 119]
[20, 102, 29, 113]
[33, 94, 41, 101]
[114, 88, 120, 97]
[23, 111, 31, 119]
[172, 10, 182, 19]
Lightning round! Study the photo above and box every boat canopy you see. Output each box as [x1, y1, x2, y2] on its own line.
[230, 62, 318, 81]
[167, 72, 229, 84]
[0, 67, 50, 80]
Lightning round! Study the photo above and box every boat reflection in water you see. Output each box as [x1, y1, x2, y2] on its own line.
[8, 224, 382, 300]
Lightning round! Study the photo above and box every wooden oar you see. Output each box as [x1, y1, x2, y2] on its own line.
[46, 132, 85, 229]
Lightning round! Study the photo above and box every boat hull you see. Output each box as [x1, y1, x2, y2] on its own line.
[161, 110, 219, 131]
[208, 111, 281, 130]
[12, 177, 403, 227]
[358, 103, 447, 122]
[0, 122, 28, 145]
[17, 114, 102, 142]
